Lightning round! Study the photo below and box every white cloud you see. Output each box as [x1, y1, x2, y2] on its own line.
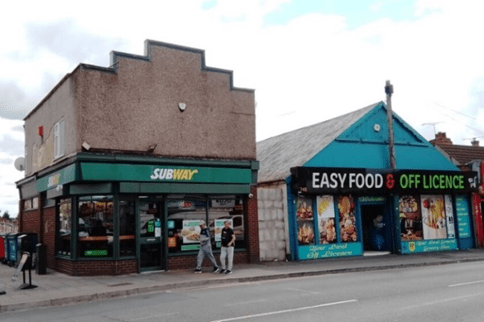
[1, 0, 484, 216]
[0, 117, 25, 217]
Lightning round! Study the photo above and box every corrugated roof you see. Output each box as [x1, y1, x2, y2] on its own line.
[435, 144, 484, 166]
[257, 102, 380, 183]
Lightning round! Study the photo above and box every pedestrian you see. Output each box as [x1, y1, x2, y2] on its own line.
[219, 220, 236, 275]
[194, 220, 220, 273]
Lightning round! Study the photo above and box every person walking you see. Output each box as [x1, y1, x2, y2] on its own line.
[194, 220, 220, 273]
[220, 220, 236, 275]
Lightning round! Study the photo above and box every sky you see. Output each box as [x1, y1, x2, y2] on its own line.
[1, 0, 484, 218]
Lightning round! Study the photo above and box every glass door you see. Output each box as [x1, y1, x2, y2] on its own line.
[139, 200, 164, 272]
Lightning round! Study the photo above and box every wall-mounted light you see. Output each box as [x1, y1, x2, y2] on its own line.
[178, 103, 186, 112]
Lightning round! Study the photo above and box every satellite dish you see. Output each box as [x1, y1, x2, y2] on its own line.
[14, 157, 25, 171]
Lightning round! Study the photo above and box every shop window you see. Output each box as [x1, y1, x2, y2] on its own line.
[167, 196, 207, 253]
[119, 200, 136, 257]
[399, 195, 423, 241]
[337, 195, 357, 242]
[208, 196, 246, 249]
[420, 195, 448, 240]
[54, 119, 65, 159]
[24, 197, 39, 211]
[316, 195, 336, 244]
[77, 196, 113, 258]
[57, 198, 72, 256]
[296, 196, 315, 245]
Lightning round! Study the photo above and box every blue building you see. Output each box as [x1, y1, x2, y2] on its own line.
[257, 102, 478, 261]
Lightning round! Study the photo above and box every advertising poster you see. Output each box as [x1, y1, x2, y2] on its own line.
[338, 195, 357, 242]
[444, 195, 455, 239]
[399, 195, 423, 241]
[421, 195, 447, 240]
[317, 195, 336, 244]
[455, 196, 472, 238]
[297, 197, 315, 245]
[214, 219, 231, 242]
[181, 220, 201, 244]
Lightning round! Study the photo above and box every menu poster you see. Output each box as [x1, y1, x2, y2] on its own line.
[444, 195, 455, 239]
[455, 196, 472, 238]
[296, 197, 313, 221]
[338, 195, 357, 242]
[317, 195, 336, 244]
[399, 195, 423, 241]
[214, 219, 231, 242]
[181, 220, 201, 244]
[297, 221, 315, 245]
[421, 195, 447, 240]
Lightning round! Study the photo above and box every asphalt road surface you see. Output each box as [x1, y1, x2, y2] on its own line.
[2, 261, 484, 322]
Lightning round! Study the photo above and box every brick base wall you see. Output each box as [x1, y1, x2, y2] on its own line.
[55, 258, 138, 276]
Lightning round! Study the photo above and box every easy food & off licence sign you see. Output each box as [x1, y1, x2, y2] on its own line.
[291, 167, 478, 195]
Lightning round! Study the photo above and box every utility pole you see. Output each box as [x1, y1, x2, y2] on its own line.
[385, 80, 396, 169]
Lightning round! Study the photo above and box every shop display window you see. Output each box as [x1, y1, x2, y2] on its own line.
[399, 195, 423, 241]
[167, 196, 207, 253]
[337, 195, 357, 242]
[166, 195, 246, 253]
[317, 195, 336, 244]
[57, 198, 72, 256]
[119, 200, 136, 257]
[420, 195, 448, 240]
[77, 195, 114, 258]
[208, 196, 246, 248]
[296, 196, 315, 245]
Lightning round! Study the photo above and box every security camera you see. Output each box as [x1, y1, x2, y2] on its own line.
[248, 193, 254, 199]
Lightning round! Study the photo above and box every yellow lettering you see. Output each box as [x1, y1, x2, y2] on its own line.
[173, 169, 183, 180]
[180, 170, 189, 180]
[189, 170, 198, 180]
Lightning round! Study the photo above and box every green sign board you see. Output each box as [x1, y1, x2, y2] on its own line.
[181, 244, 200, 251]
[84, 250, 109, 257]
[401, 239, 458, 253]
[298, 243, 363, 260]
[455, 196, 472, 238]
[36, 163, 77, 192]
[80, 163, 252, 184]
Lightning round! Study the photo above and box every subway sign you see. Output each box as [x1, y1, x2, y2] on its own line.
[291, 167, 478, 195]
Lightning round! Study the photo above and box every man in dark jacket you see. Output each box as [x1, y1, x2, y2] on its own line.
[194, 221, 219, 273]
[219, 220, 236, 274]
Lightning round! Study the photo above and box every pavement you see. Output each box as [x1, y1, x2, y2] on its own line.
[1, 249, 484, 313]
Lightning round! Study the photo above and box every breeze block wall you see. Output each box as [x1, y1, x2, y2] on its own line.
[258, 185, 288, 261]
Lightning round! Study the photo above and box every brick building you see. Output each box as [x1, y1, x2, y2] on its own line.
[16, 40, 259, 275]
[430, 132, 484, 247]
[0, 218, 18, 234]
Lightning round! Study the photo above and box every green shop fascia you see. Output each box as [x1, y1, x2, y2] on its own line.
[289, 167, 478, 260]
[27, 153, 258, 272]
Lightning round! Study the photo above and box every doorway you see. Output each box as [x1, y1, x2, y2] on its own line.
[138, 200, 165, 272]
[361, 203, 392, 253]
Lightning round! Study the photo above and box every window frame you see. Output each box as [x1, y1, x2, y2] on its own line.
[53, 119, 65, 159]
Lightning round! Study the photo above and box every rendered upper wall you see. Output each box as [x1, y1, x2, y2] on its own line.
[24, 75, 77, 176]
[76, 40, 256, 160]
[23, 40, 256, 176]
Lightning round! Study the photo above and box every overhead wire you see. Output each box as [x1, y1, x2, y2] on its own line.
[427, 102, 484, 136]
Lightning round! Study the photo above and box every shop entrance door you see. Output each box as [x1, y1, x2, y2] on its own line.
[139, 201, 165, 272]
[361, 203, 392, 253]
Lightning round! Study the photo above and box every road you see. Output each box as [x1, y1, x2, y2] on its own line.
[2, 261, 484, 322]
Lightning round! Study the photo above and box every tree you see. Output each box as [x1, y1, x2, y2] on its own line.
[2, 211, 10, 220]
